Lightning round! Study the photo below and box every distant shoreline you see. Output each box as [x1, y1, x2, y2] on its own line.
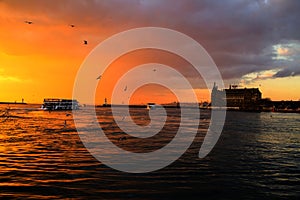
[0, 102, 27, 105]
[0, 102, 298, 113]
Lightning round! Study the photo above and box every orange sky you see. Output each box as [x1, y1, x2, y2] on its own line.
[0, 1, 299, 104]
[94, 49, 210, 105]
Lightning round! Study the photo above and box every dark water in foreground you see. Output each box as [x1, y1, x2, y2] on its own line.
[0, 104, 299, 199]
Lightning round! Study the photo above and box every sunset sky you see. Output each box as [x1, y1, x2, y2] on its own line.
[0, 0, 299, 104]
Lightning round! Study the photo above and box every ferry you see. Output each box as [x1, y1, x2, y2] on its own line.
[41, 98, 79, 111]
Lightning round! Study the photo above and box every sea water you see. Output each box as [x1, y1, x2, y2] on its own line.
[0, 104, 299, 199]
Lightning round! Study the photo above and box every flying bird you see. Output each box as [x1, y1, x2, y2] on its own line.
[24, 21, 33, 24]
[69, 24, 75, 27]
[96, 75, 102, 80]
[84, 40, 88, 45]
[124, 85, 127, 91]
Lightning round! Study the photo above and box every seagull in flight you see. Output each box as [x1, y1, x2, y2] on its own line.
[96, 75, 102, 80]
[84, 40, 88, 45]
[24, 21, 33, 24]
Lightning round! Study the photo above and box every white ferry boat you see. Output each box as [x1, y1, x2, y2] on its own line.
[41, 98, 79, 111]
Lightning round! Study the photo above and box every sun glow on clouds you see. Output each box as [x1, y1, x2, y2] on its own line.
[273, 42, 300, 61]
[273, 45, 292, 61]
[277, 47, 289, 56]
[240, 68, 300, 100]
[240, 68, 282, 85]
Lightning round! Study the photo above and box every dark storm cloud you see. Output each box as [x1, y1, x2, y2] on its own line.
[1, 0, 300, 80]
[273, 65, 300, 77]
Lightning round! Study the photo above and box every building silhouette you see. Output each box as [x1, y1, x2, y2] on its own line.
[211, 83, 262, 111]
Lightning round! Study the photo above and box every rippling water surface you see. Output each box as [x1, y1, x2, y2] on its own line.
[0, 104, 299, 199]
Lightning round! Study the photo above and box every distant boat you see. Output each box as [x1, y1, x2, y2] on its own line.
[41, 98, 79, 111]
[147, 103, 156, 110]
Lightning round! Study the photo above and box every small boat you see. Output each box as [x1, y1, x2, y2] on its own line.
[147, 103, 156, 110]
[41, 98, 79, 111]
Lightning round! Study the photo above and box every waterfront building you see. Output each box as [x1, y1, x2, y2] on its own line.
[211, 83, 262, 111]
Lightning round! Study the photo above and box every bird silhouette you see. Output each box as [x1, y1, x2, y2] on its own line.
[24, 21, 33, 24]
[70, 24, 75, 27]
[84, 40, 88, 45]
[96, 75, 102, 80]
[124, 85, 127, 91]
